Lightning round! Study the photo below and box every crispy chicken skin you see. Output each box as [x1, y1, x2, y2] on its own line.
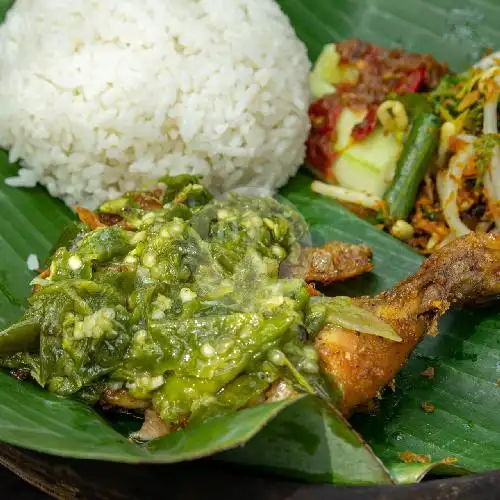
[317, 232, 500, 415]
[285, 242, 373, 285]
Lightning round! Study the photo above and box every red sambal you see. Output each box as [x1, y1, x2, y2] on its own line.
[306, 40, 449, 177]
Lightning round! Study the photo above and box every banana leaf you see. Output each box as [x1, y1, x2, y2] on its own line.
[279, 0, 500, 70]
[0, 0, 499, 487]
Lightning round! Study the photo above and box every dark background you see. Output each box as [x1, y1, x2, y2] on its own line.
[1, 467, 49, 499]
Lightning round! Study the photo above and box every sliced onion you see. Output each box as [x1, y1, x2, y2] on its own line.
[483, 95, 499, 135]
[423, 173, 434, 204]
[311, 180, 384, 210]
[437, 145, 473, 236]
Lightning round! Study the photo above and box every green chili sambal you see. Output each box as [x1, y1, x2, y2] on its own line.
[0, 175, 387, 440]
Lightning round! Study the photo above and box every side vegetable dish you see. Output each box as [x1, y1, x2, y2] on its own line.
[307, 40, 500, 254]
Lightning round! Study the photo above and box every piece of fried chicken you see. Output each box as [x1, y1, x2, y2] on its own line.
[284, 241, 373, 284]
[317, 232, 500, 415]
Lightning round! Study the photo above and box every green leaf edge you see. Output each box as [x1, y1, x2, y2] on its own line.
[0, 372, 300, 464]
[389, 461, 470, 484]
[145, 396, 305, 463]
[219, 395, 393, 485]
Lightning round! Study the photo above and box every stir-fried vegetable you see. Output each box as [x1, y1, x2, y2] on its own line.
[426, 56, 500, 244]
[307, 40, 499, 254]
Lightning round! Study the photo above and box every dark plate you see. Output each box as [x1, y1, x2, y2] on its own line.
[0, 1, 499, 497]
[1, 444, 499, 500]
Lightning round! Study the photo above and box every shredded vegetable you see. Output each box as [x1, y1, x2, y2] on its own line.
[307, 40, 499, 253]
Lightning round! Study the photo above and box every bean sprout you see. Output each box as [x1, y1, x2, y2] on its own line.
[311, 180, 384, 210]
[437, 144, 473, 236]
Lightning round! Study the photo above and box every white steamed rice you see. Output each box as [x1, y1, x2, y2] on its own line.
[0, 0, 310, 208]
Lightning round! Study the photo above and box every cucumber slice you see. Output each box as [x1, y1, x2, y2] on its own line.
[310, 44, 359, 99]
[310, 74, 336, 100]
[311, 44, 340, 89]
[334, 108, 368, 151]
[335, 128, 403, 197]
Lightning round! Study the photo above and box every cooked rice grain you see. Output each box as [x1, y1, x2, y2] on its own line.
[0, 0, 310, 208]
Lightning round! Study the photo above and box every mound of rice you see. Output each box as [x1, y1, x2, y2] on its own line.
[0, 0, 310, 208]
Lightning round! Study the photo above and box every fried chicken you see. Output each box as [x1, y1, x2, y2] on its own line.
[100, 388, 150, 410]
[284, 241, 373, 285]
[316, 232, 500, 415]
